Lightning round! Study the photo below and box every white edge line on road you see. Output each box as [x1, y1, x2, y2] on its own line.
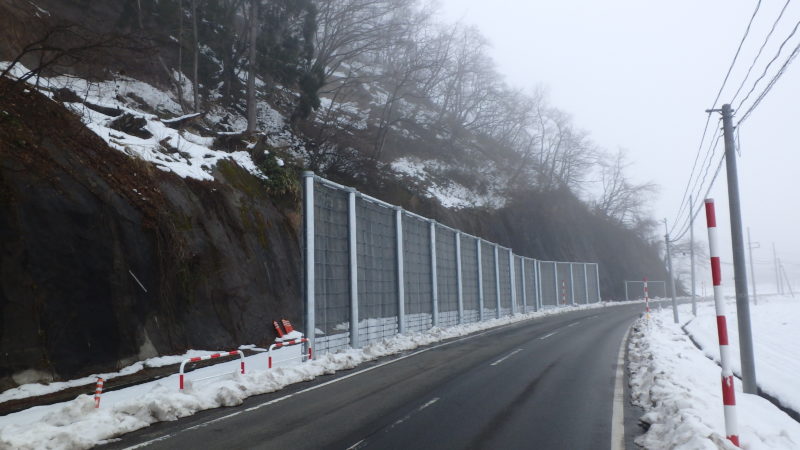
[538, 331, 558, 340]
[124, 328, 500, 449]
[489, 348, 524, 366]
[611, 324, 633, 450]
[567, 321, 581, 328]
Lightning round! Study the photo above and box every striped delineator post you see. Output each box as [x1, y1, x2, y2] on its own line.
[94, 377, 104, 408]
[644, 277, 650, 318]
[704, 198, 740, 447]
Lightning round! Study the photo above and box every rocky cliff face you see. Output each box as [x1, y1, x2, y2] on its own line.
[0, 79, 301, 389]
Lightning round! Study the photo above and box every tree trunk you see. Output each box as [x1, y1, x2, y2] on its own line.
[191, 0, 200, 112]
[246, 0, 258, 133]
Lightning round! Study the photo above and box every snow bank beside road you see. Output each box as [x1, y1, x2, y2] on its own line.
[629, 312, 800, 449]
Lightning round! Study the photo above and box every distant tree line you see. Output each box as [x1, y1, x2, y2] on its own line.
[1, 0, 659, 238]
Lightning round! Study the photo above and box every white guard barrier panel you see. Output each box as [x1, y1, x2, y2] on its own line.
[179, 350, 245, 390]
[268, 338, 312, 369]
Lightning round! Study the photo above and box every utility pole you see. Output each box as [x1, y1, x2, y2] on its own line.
[664, 219, 679, 324]
[712, 103, 757, 394]
[690, 195, 697, 316]
[780, 260, 795, 298]
[747, 228, 759, 305]
[773, 243, 782, 295]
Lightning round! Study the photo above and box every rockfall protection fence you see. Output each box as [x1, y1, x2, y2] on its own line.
[303, 172, 602, 355]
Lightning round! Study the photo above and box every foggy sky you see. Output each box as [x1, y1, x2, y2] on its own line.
[438, 0, 800, 295]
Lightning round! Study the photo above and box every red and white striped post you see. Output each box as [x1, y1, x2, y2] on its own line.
[644, 277, 650, 317]
[561, 280, 567, 305]
[94, 377, 104, 408]
[705, 198, 740, 447]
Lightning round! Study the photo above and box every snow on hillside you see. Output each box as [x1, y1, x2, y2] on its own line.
[0, 303, 609, 449]
[2, 58, 514, 212]
[629, 298, 800, 449]
[391, 156, 505, 209]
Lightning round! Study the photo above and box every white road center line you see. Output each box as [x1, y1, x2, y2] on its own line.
[418, 397, 439, 411]
[124, 328, 499, 449]
[346, 438, 366, 450]
[538, 331, 558, 340]
[567, 321, 581, 328]
[490, 348, 524, 366]
[611, 324, 632, 450]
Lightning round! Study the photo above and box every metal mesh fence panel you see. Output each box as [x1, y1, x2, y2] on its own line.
[523, 259, 537, 312]
[313, 184, 351, 354]
[460, 235, 480, 323]
[308, 176, 604, 352]
[356, 199, 398, 346]
[557, 262, 573, 305]
[626, 281, 646, 300]
[498, 248, 512, 317]
[649, 282, 667, 299]
[481, 242, 497, 319]
[573, 263, 587, 304]
[587, 264, 600, 302]
[403, 214, 433, 333]
[540, 261, 558, 308]
[436, 226, 459, 327]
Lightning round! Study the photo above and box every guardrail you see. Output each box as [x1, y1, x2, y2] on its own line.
[179, 350, 245, 390]
[267, 338, 312, 369]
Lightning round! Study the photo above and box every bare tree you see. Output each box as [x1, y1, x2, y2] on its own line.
[593, 149, 657, 226]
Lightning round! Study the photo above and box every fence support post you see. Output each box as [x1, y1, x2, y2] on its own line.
[348, 188, 359, 348]
[494, 245, 501, 318]
[520, 258, 527, 314]
[584, 263, 589, 304]
[456, 232, 464, 324]
[569, 263, 576, 305]
[554, 263, 560, 307]
[302, 171, 316, 350]
[535, 260, 541, 311]
[396, 208, 406, 334]
[430, 221, 439, 328]
[595, 264, 601, 302]
[510, 252, 518, 315]
[477, 240, 484, 321]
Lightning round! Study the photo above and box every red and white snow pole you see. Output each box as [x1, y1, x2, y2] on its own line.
[644, 277, 650, 317]
[561, 280, 567, 305]
[94, 377, 104, 408]
[705, 199, 740, 447]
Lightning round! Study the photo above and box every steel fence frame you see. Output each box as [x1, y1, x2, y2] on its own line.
[303, 172, 602, 353]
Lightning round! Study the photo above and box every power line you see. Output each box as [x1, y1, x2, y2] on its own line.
[730, 0, 793, 104]
[711, 0, 764, 108]
[735, 17, 800, 115]
[672, 153, 725, 243]
[669, 0, 763, 235]
[737, 38, 800, 125]
[671, 131, 723, 240]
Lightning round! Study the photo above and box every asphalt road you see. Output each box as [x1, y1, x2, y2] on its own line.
[105, 304, 646, 450]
